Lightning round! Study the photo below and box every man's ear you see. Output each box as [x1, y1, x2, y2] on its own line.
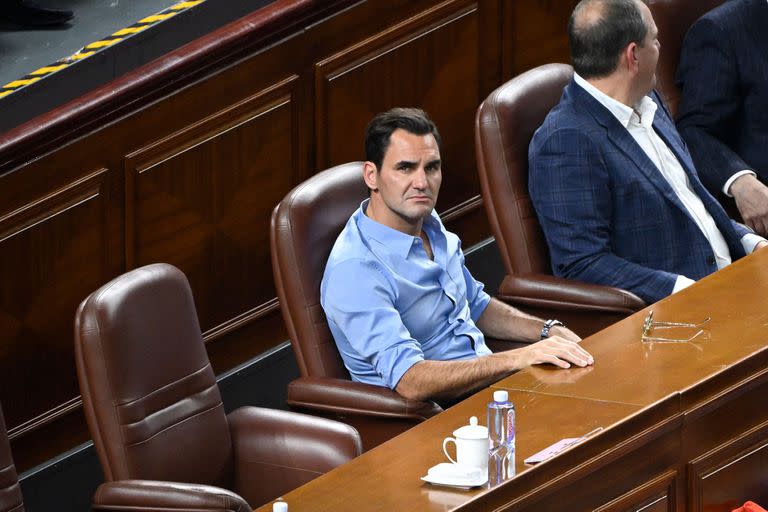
[625, 42, 639, 73]
[363, 161, 378, 192]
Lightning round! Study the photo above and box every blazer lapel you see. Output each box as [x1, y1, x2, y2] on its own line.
[569, 82, 689, 214]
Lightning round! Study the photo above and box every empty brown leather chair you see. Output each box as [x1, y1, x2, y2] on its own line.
[0, 404, 23, 512]
[647, 0, 725, 117]
[75, 263, 361, 510]
[271, 162, 442, 452]
[475, 63, 646, 337]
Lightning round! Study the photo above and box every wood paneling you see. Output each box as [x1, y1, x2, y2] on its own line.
[0, 0, 575, 469]
[0, 170, 113, 432]
[689, 421, 768, 512]
[125, 77, 300, 339]
[504, 0, 579, 77]
[595, 472, 677, 512]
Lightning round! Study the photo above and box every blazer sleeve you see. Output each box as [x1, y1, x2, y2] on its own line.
[529, 126, 678, 304]
[675, 16, 752, 193]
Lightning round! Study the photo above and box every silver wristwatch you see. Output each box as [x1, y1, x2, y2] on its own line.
[540, 319, 565, 339]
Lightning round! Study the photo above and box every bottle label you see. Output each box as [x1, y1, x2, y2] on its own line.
[507, 408, 515, 442]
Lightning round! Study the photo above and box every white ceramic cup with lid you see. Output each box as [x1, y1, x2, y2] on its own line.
[442, 416, 489, 470]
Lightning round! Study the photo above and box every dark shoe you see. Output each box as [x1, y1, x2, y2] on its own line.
[3, 1, 74, 27]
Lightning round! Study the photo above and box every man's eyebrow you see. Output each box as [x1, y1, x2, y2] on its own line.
[393, 158, 441, 168]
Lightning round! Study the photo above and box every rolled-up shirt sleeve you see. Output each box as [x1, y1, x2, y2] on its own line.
[322, 258, 424, 390]
[460, 254, 491, 322]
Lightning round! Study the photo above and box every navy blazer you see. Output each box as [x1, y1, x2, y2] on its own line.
[528, 79, 749, 304]
[676, 0, 768, 193]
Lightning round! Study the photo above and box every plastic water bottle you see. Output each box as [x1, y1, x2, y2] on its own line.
[487, 389, 515, 485]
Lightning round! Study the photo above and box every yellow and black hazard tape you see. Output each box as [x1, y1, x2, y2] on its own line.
[0, 0, 206, 100]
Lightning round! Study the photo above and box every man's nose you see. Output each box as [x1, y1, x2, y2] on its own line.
[412, 167, 428, 189]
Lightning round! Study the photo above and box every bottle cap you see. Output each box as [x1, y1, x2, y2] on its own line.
[273, 499, 288, 512]
[493, 390, 509, 403]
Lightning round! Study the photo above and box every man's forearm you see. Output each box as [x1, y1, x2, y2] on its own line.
[475, 298, 547, 342]
[394, 353, 524, 402]
[395, 337, 592, 402]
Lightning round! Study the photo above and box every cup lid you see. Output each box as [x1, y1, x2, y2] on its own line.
[452, 416, 488, 439]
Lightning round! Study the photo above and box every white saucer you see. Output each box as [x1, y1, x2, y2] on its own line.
[421, 463, 488, 489]
[420, 473, 488, 489]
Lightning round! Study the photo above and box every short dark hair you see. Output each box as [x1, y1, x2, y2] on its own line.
[364, 108, 441, 171]
[568, 0, 648, 79]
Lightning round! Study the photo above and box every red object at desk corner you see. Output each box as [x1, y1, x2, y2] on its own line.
[732, 501, 768, 512]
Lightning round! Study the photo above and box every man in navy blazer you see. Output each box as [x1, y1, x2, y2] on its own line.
[529, 0, 766, 304]
[676, 0, 768, 236]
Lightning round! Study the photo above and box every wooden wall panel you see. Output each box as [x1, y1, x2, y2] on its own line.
[688, 422, 768, 512]
[504, 0, 579, 78]
[595, 472, 677, 512]
[125, 77, 300, 340]
[0, 170, 113, 433]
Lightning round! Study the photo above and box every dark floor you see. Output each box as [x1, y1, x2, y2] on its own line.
[0, 0, 175, 85]
[0, 0, 274, 133]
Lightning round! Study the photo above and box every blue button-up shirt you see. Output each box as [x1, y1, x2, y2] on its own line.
[320, 200, 492, 390]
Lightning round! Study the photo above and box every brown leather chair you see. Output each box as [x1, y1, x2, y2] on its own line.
[75, 263, 361, 511]
[647, 0, 725, 117]
[0, 404, 24, 512]
[270, 162, 442, 452]
[475, 63, 646, 337]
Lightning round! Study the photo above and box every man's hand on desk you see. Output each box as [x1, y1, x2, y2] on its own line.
[755, 240, 768, 251]
[517, 337, 593, 369]
[730, 174, 768, 236]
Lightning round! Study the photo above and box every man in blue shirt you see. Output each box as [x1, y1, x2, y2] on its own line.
[321, 108, 593, 403]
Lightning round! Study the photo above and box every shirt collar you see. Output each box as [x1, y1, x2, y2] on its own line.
[355, 199, 440, 259]
[573, 72, 657, 129]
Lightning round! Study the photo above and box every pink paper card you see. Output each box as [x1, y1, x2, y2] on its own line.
[524, 437, 583, 464]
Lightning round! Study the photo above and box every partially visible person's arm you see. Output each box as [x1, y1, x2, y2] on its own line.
[729, 175, 768, 236]
[676, 16, 768, 235]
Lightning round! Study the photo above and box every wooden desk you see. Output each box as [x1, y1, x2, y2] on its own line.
[254, 252, 768, 511]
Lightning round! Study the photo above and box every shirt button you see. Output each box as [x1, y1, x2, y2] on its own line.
[706, 256, 716, 266]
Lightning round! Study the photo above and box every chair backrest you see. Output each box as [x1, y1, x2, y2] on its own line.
[647, 0, 725, 117]
[271, 163, 368, 379]
[75, 263, 233, 488]
[0, 405, 23, 512]
[475, 63, 573, 277]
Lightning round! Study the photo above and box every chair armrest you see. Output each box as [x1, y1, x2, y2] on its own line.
[92, 480, 251, 512]
[287, 376, 442, 420]
[226, 406, 362, 507]
[498, 274, 645, 314]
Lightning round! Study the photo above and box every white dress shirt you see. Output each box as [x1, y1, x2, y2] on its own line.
[574, 74, 763, 292]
